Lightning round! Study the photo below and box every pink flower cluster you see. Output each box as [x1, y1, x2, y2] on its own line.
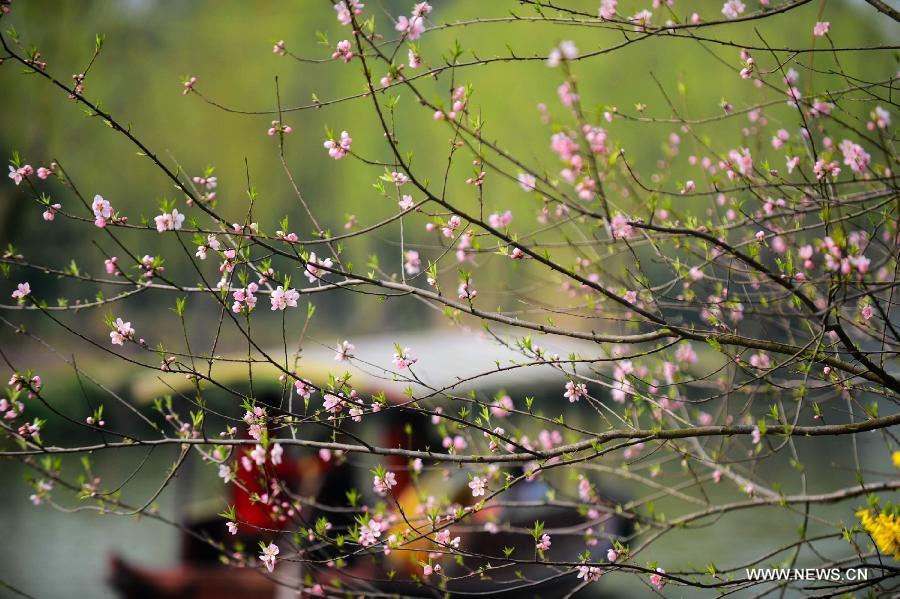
[331, 40, 353, 63]
[270, 286, 299, 310]
[395, 2, 431, 40]
[373, 471, 397, 495]
[324, 130, 352, 159]
[304, 252, 334, 283]
[92, 194, 115, 228]
[563, 381, 587, 403]
[334, 0, 363, 26]
[391, 347, 417, 369]
[154, 208, 185, 232]
[109, 317, 135, 346]
[721, 0, 745, 19]
[547, 40, 578, 68]
[11, 282, 30, 301]
[232, 283, 259, 313]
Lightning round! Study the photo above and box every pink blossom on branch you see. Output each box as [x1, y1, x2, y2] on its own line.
[259, 543, 279, 572]
[11, 282, 30, 301]
[324, 130, 352, 159]
[153, 209, 185, 232]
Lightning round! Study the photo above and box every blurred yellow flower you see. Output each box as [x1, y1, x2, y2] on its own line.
[857, 509, 900, 561]
[892, 451, 900, 469]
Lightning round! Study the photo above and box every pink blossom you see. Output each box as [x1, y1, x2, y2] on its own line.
[488, 210, 513, 229]
[813, 159, 841, 181]
[154, 209, 185, 232]
[563, 381, 587, 403]
[334, 340, 354, 362]
[547, 40, 578, 67]
[232, 283, 259, 313]
[860, 305, 874, 320]
[441, 215, 462, 237]
[599, 0, 617, 20]
[749, 352, 770, 369]
[610, 213, 634, 239]
[267, 120, 292, 136]
[11, 282, 30, 301]
[536, 533, 551, 552]
[517, 173, 536, 191]
[7, 164, 32, 185]
[557, 81, 579, 107]
[331, 40, 353, 63]
[578, 475, 592, 502]
[576, 565, 602, 582]
[468, 475, 486, 497]
[29, 480, 53, 505]
[373, 471, 397, 496]
[323, 393, 345, 414]
[412, 2, 432, 17]
[870, 106, 890, 130]
[272, 40, 286, 55]
[850, 254, 870, 274]
[649, 567, 666, 590]
[550, 131, 579, 162]
[390, 171, 410, 186]
[42, 203, 61, 221]
[721, 0, 745, 19]
[728, 147, 753, 176]
[259, 543, 279, 572]
[408, 48, 422, 68]
[304, 252, 334, 283]
[218, 464, 233, 483]
[92, 195, 113, 228]
[395, 15, 425, 40]
[270, 286, 299, 310]
[267, 443, 283, 466]
[404, 250, 421, 275]
[435, 528, 460, 549]
[607, 548, 618, 562]
[250, 444, 267, 466]
[675, 343, 698, 364]
[491, 395, 513, 417]
[810, 100, 833, 118]
[334, 0, 363, 25]
[324, 130, 352, 160]
[392, 347, 417, 369]
[423, 563, 441, 577]
[458, 281, 477, 300]
[276, 230, 298, 243]
[226, 521, 238, 535]
[748, 429, 762, 448]
[109, 317, 135, 346]
[36, 166, 53, 179]
[631, 9, 653, 31]
[182, 76, 197, 95]
[813, 21, 829, 37]
[771, 128, 789, 149]
[294, 379, 313, 400]
[838, 139, 870, 174]
[443, 435, 468, 451]
[359, 519, 383, 546]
